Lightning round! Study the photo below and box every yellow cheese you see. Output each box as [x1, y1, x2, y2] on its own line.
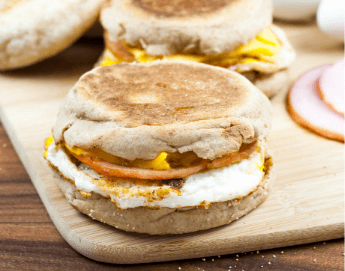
[100, 56, 123, 66]
[44, 135, 55, 158]
[132, 152, 171, 170]
[165, 54, 206, 62]
[257, 28, 282, 46]
[256, 162, 265, 171]
[231, 39, 278, 58]
[130, 47, 162, 63]
[255, 143, 265, 173]
[101, 28, 282, 71]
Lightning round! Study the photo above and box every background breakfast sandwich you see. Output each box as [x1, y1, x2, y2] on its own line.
[44, 61, 275, 235]
[98, 0, 296, 98]
[0, 0, 105, 71]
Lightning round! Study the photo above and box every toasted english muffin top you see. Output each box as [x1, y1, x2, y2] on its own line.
[128, 0, 237, 18]
[77, 62, 250, 126]
[54, 61, 272, 160]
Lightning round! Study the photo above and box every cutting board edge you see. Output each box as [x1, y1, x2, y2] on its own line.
[75, 223, 344, 264]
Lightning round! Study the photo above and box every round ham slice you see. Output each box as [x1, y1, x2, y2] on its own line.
[318, 59, 344, 117]
[288, 64, 344, 142]
[67, 141, 257, 180]
[76, 154, 206, 180]
[206, 141, 257, 169]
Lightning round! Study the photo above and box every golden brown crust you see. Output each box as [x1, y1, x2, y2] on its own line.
[78, 62, 249, 126]
[130, 0, 237, 18]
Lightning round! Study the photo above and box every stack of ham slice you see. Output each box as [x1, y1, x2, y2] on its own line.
[288, 59, 344, 142]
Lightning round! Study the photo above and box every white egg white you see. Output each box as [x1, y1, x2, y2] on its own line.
[46, 141, 265, 209]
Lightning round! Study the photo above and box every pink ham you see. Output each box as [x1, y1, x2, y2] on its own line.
[206, 141, 257, 169]
[92, 158, 205, 180]
[288, 64, 344, 142]
[318, 59, 344, 116]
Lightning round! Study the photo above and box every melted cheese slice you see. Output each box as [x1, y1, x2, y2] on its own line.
[101, 28, 283, 72]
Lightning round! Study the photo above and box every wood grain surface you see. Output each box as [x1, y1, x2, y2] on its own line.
[0, 22, 344, 267]
[0, 121, 344, 270]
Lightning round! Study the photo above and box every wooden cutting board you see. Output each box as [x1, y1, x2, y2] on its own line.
[0, 23, 343, 264]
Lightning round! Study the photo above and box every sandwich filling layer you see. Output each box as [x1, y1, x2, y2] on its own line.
[100, 26, 294, 74]
[45, 139, 268, 209]
[45, 136, 258, 180]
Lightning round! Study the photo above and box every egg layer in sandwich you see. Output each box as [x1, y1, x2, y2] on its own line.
[45, 61, 274, 234]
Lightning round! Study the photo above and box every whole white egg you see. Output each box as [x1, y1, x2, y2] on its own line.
[273, 0, 322, 22]
[317, 0, 345, 42]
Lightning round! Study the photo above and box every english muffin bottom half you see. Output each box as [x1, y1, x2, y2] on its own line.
[98, 0, 295, 97]
[45, 61, 275, 235]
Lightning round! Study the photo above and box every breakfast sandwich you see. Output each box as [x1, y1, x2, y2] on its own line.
[98, 0, 295, 98]
[44, 61, 275, 235]
[0, 0, 105, 71]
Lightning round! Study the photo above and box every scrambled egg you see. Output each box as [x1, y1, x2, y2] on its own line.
[101, 28, 282, 73]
